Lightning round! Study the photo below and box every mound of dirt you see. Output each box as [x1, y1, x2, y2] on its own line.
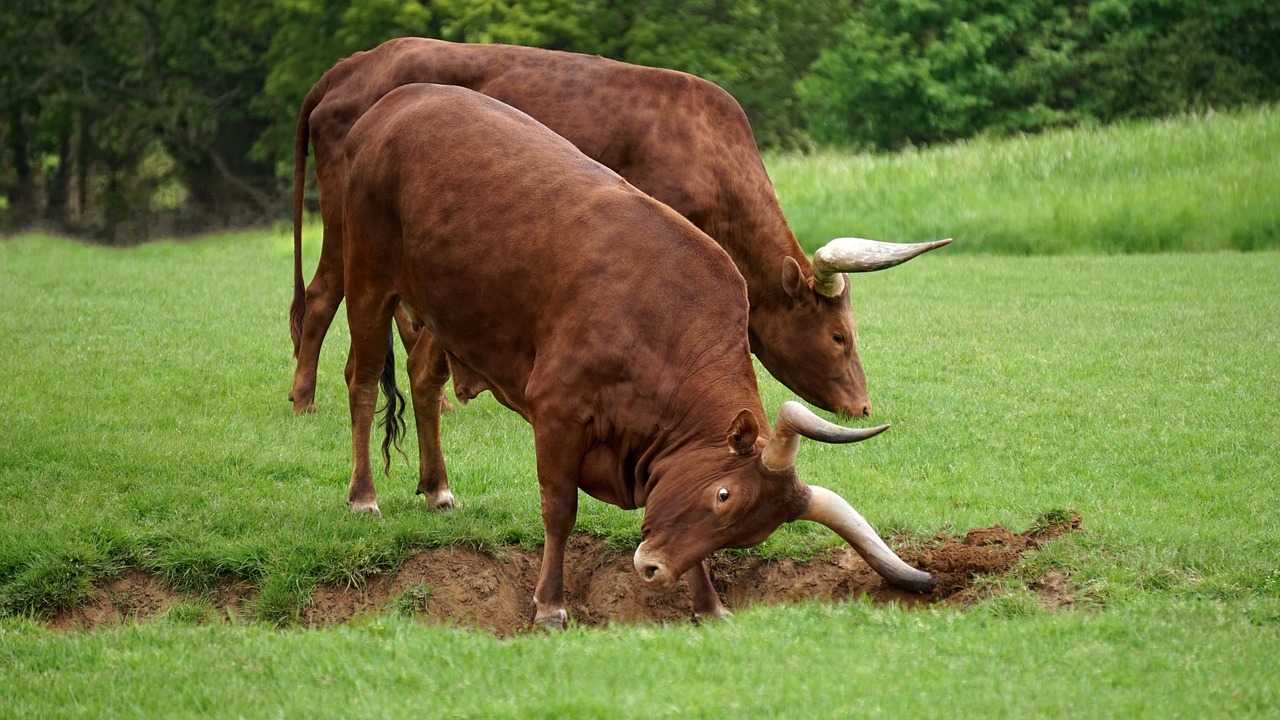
[50, 515, 1081, 635]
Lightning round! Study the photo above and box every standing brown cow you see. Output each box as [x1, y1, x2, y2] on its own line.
[290, 38, 948, 419]
[340, 83, 935, 628]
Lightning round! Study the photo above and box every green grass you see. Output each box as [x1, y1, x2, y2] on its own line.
[4, 235, 1273, 614]
[3, 597, 1278, 719]
[768, 104, 1280, 255]
[2, 108, 1279, 716]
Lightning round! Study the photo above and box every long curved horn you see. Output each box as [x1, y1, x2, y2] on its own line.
[761, 401, 889, 472]
[812, 237, 952, 297]
[802, 485, 937, 592]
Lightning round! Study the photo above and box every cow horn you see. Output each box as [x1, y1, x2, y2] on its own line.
[801, 485, 937, 592]
[811, 237, 952, 297]
[760, 401, 889, 472]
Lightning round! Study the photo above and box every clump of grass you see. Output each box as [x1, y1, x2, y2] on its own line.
[0, 555, 96, 619]
[388, 583, 434, 619]
[1026, 508, 1080, 538]
[977, 587, 1044, 618]
[250, 574, 310, 627]
[160, 600, 222, 626]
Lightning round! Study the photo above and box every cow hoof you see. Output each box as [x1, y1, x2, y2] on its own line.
[425, 491, 456, 511]
[692, 609, 732, 625]
[290, 388, 318, 414]
[348, 500, 382, 518]
[533, 609, 568, 631]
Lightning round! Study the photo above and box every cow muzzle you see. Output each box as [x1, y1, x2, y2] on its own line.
[633, 541, 678, 592]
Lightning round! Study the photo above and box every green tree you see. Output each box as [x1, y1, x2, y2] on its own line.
[0, 0, 276, 240]
[799, 0, 1280, 150]
[239, 0, 433, 171]
[1, 0, 864, 238]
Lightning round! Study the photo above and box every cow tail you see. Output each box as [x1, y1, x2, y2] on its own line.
[289, 79, 327, 357]
[379, 326, 408, 475]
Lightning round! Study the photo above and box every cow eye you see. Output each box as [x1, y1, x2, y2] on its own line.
[717, 487, 731, 503]
[832, 332, 846, 344]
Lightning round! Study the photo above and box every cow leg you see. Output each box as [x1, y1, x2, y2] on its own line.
[530, 418, 583, 630]
[343, 292, 399, 518]
[404, 324, 454, 510]
[290, 224, 346, 414]
[684, 561, 729, 622]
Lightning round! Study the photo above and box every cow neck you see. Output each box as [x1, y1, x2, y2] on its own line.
[629, 349, 766, 507]
[702, 179, 811, 312]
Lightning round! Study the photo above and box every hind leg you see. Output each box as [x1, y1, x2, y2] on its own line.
[290, 221, 345, 414]
[405, 324, 455, 510]
[344, 289, 399, 517]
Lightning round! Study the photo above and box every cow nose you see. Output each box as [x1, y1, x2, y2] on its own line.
[838, 401, 872, 419]
[633, 541, 676, 591]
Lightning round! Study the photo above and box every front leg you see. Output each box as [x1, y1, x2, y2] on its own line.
[684, 561, 729, 623]
[530, 418, 583, 630]
[532, 488, 577, 630]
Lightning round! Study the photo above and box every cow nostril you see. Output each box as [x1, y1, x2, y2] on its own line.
[838, 403, 872, 419]
[643, 565, 659, 581]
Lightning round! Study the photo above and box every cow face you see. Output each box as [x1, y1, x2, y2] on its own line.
[632, 410, 811, 591]
[749, 258, 871, 418]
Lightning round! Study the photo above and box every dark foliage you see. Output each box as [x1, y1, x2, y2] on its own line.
[799, 0, 1280, 149]
[2, 0, 1273, 239]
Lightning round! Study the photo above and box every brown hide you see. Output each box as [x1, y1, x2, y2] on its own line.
[341, 84, 817, 627]
[290, 37, 872, 418]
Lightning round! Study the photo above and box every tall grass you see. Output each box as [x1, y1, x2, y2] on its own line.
[768, 105, 1280, 255]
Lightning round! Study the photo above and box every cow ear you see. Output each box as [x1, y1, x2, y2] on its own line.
[726, 409, 760, 456]
[781, 257, 809, 302]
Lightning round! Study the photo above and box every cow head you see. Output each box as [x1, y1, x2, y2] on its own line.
[750, 238, 951, 419]
[633, 401, 936, 594]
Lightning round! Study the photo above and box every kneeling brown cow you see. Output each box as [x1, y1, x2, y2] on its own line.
[341, 84, 934, 629]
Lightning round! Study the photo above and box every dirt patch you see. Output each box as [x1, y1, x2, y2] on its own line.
[50, 516, 1081, 634]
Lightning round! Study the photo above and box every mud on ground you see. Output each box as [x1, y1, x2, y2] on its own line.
[51, 515, 1081, 635]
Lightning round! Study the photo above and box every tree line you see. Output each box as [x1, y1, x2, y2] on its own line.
[2, 0, 1276, 243]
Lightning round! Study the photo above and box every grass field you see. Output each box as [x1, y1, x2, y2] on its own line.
[2, 107, 1279, 716]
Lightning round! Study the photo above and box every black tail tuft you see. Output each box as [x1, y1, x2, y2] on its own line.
[378, 328, 408, 475]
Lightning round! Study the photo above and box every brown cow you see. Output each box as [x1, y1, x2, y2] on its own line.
[290, 38, 949, 418]
[340, 83, 934, 628]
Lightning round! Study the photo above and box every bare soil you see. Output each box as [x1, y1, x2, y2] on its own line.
[50, 515, 1081, 635]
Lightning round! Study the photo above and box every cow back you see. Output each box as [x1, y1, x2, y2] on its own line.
[342, 84, 758, 429]
[312, 38, 794, 287]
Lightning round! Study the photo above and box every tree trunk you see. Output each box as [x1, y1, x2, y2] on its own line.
[6, 106, 37, 227]
[44, 129, 72, 228]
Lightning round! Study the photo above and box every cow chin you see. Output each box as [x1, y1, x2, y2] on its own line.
[754, 354, 870, 419]
[632, 541, 682, 592]
[780, 377, 871, 419]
